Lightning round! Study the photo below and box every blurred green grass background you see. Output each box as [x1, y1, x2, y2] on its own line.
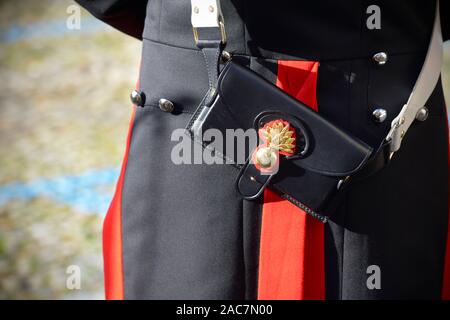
[0, 0, 140, 299]
[0, 0, 448, 300]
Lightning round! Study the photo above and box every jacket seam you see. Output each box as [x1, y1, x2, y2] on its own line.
[141, 36, 428, 62]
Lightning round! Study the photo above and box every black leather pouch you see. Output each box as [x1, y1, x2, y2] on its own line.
[186, 62, 373, 221]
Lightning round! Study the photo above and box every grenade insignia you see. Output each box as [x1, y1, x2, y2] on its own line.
[253, 120, 297, 172]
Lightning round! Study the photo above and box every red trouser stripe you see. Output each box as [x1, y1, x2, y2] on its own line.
[103, 108, 135, 300]
[257, 60, 325, 300]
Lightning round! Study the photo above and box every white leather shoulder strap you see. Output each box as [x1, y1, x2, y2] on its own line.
[386, 1, 443, 154]
[191, 0, 222, 28]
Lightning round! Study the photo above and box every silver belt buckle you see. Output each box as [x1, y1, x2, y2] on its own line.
[192, 20, 227, 45]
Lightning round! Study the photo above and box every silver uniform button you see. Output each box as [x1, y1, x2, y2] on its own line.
[415, 107, 429, 121]
[130, 90, 144, 107]
[159, 98, 174, 113]
[372, 52, 388, 65]
[372, 108, 387, 123]
[221, 50, 231, 63]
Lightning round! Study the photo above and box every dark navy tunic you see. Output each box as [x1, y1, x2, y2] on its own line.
[77, 0, 450, 300]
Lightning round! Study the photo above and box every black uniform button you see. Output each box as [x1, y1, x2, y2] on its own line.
[130, 90, 145, 107]
[158, 98, 174, 113]
[372, 52, 388, 65]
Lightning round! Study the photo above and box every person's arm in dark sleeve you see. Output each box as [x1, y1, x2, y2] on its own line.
[441, 0, 449, 41]
[74, 0, 148, 40]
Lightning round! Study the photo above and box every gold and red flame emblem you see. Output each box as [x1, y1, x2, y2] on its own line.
[252, 120, 296, 172]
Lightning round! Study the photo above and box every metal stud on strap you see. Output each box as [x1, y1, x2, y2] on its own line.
[191, 0, 221, 28]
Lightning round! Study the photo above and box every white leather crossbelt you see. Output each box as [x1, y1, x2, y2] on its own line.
[386, 1, 443, 155]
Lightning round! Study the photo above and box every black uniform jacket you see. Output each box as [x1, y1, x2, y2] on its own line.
[77, 0, 450, 300]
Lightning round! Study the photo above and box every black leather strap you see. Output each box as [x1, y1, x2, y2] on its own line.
[198, 41, 222, 91]
[195, 27, 223, 94]
[346, 141, 392, 185]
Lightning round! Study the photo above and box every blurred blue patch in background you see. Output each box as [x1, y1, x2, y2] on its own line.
[0, 17, 110, 43]
[0, 167, 119, 215]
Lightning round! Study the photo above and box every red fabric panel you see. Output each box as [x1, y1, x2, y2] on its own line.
[258, 60, 325, 300]
[275, 60, 319, 112]
[103, 108, 136, 300]
[442, 107, 450, 300]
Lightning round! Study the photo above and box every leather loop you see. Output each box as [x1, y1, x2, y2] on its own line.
[198, 41, 222, 90]
[237, 111, 311, 199]
[237, 161, 274, 200]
